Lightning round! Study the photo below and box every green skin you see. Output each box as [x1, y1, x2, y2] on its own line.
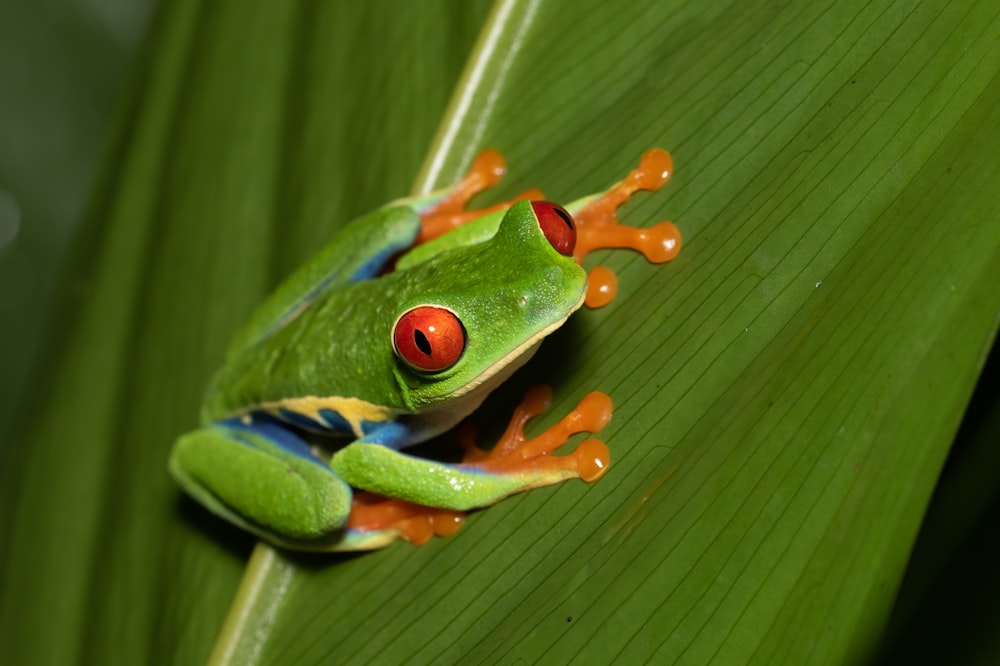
[170, 190, 591, 551]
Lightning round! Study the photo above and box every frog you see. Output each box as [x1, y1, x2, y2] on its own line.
[169, 149, 680, 551]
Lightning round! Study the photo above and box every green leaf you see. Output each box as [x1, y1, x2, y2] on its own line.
[3, 0, 999, 664]
[0, 1, 490, 663]
[0, 0, 153, 447]
[875, 347, 1000, 664]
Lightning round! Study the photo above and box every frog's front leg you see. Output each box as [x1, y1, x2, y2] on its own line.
[331, 387, 613, 515]
[396, 149, 543, 245]
[169, 416, 352, 547]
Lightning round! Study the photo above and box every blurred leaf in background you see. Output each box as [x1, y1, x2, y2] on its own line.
[0, 0, 154, 447]
[2, 0, 999, 664]
[1, 1, 491, 663]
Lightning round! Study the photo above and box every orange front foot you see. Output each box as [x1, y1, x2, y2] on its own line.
[569, 149, 682, 308]
[458, 385, 613, 483]
[417, 149, 543, 244]
[343, 386, 613, 548]
[572, 148, 681, 263]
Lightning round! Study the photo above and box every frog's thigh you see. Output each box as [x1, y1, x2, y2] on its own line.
[170, 420, 352, 541]
[331, 442, 572, 511]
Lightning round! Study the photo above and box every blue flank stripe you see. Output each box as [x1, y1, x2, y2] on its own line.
[318, 409, 352, 433]
[349, 243, 402, 282]
[360, 420, 411, 449]
[220, 415, 328, 470]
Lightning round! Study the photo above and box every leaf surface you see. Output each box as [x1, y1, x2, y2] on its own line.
[2, 1, 998, 664]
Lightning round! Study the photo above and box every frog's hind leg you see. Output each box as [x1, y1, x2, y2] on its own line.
[169, 416, 352, 547]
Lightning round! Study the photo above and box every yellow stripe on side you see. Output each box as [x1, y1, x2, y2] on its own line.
[257, 395, 402, 437]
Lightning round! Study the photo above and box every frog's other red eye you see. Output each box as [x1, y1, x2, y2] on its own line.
[393, 306, 467, 373]
[530, 201, 577, 257]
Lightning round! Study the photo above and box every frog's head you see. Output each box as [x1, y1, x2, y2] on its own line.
[391, 200, 587, 414]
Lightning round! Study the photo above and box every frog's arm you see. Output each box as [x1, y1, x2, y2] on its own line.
[330, 386, 612, 514]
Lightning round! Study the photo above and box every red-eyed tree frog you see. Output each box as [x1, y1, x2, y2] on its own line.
[169, 149, 680, 551]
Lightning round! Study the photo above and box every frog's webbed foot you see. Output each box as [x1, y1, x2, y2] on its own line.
[335, 495, 465, 550]
[455, 385, 613, 486]
[415, 150, 543, 244]
[331, 386, 612, 546]
[567, 148, 682, 308]
[169, 416, 352, 546]
[567, 148, 680, 264]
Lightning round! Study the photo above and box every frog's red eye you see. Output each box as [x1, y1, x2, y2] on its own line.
[530, 201, 576, 256]
[393, 306, 467, 373]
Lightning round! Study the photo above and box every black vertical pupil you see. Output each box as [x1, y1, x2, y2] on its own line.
[554, 206, 574, 230]
[414, 330, 432, 355]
